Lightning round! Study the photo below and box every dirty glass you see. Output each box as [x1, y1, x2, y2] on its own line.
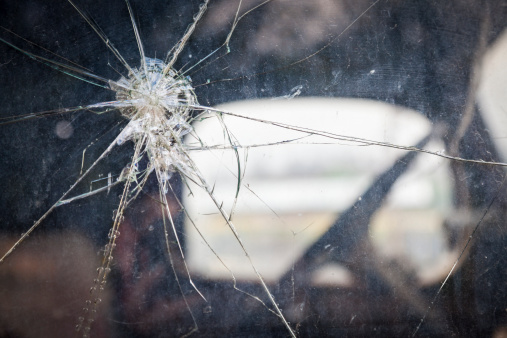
[1, 0, 506, 337]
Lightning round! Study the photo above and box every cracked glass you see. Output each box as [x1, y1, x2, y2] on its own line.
[1, 0, 507, 337]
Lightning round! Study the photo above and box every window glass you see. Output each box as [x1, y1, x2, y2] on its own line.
[1, 1, 506, 337]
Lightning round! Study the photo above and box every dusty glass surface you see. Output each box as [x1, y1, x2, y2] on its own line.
[0, 0, 506, 337]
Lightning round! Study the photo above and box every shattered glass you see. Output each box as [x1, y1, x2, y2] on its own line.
[0, 0, 506, 337]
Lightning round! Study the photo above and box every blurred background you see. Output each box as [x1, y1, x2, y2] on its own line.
[0, 0, 506, 337]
